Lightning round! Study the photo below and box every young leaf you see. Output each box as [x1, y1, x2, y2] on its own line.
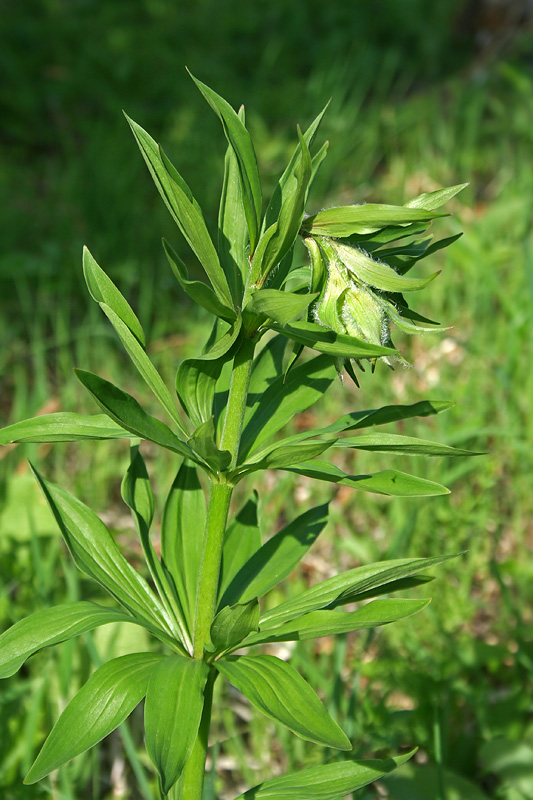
[242, 598, 429, 647]
[188, 418, 232, 472]
[99, 302, 188, 435]
[162, 238, 236, 322]
[283, 460, 450, 497]
[239, 354, 336, 460]
[0, 413, 133, 445]
[332, 432, 480, 457]
[218, 493, 262, 605]
[125, 113, 232, 306]
[145, 656, 209, 794]
[0, 603, 133, 679]
[161, 462, 206, 637]
[270, 320, 397, 360]
[31, 466, 174, 636]
[218, 104, 248, 300]
[82, 247, 146, 345]
[216, 655, 351, 750]
[246, 289, 318, 326]
[210, 599, 260, 652]
[122, 446, 189, 647]
[330, 241, 440, 292]
[176, 317, 242, 428]
[260, 554, 457, 629]
[302, 204, 447, 237]
[75, 369, 198, 462]
[235, 750, 415, 799]
[25, 653, 164, 784]
[405, 183, 468, 211]
[220, 504, 329, 608]
[238, 438, 335, 473]
[189, 72, 262, 254]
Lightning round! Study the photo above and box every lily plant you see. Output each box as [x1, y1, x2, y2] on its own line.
[0, 72, 474, 799]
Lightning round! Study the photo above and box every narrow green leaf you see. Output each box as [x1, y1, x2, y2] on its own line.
[83, 247, 145, 345]
[239, 438, 334, 473]
[122, 446, 189, 647]
[247, 289, 318, 326]
[0, 603, 133, 679]
[240, 354, 336, 460]
[405, 183, 468, 211]
[236, 750, 415, 799]
[0, 413, 133, 445]
[218, 493, 262, 606]
[162, 239, 236, 322]
[244, 335, 288, 423]
[100, 303, 188, 435]
[189, 72, 262, 254]
[218, 104, 248, 300]
[323, 400, 455, 432]
[25, 653, 163, 784]
[302, 204, 447, 237]
[124, 113, 232, 306]
[283, 460, 450, 497]
[216, 655, 351, 750]
[243, 598, 429, 646]
[145, 656, 209, 794]
[271, 320, 398, 360]
[221, 504, 329, 608]
[161, 463, 206, 638]
[176, 317, 242, 428]
[211, 599, 260, 652]
[330, 241, 439, 292]
[333, 432, 480, 457]
[31, 466, 173, 635]
[260, 554, 456, 629]
[75, 369, 198, 462]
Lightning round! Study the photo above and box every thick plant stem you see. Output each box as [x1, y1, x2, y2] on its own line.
[182, 335, 255, 800]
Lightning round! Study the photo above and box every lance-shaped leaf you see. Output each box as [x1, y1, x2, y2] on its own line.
[405, 182, 468, 211]
[331, 432, 480, 457]
[238, 438, 335, 474]
[216, 655, 351, 750]
[31, 466, 173, 635]
[218, 104, 248, 300]
[75, 369, 198, 462]
[218, 493, 262, 605]
[260, 554, 456, 629]
[270, 320, 397, 361]
[83, 247, 145, 345]
[211, 599, 260, 652]
[125, 113, 232, 306]
[176, 317, 242, 428]
[283, 460, 450, 497]
[247, 289, 318, 326]
[220, 504, 329, 608]
[145, 656, 209, 794]
[122, 446, 189, 647]
[0, 413, 133, 445]
[235, 750, 415, 799]
[240, 354, 336, 460]
[189, 71, 262, 254]
[163, 239, 236, 322]
[25, 653, 164, 784]
[0, 602, 134, 679]
[330, 241, 439, 292]
[244, 334, 287, 419]
[258, 126, 312, 280]
[99, 303, 188, 435]
[242, 598, 429, 647]
[161, 462, 206, 637]
[302, 204, 447, 237]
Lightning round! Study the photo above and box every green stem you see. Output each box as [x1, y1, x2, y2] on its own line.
[180, 335, 255, 800]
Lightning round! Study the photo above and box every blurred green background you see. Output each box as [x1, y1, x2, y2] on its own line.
[1, 0, 533, 798]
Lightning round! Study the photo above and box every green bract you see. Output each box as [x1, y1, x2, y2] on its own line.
[0, 73, 474, 800]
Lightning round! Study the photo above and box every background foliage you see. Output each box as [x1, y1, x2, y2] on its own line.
[1, 1, 532, 798]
